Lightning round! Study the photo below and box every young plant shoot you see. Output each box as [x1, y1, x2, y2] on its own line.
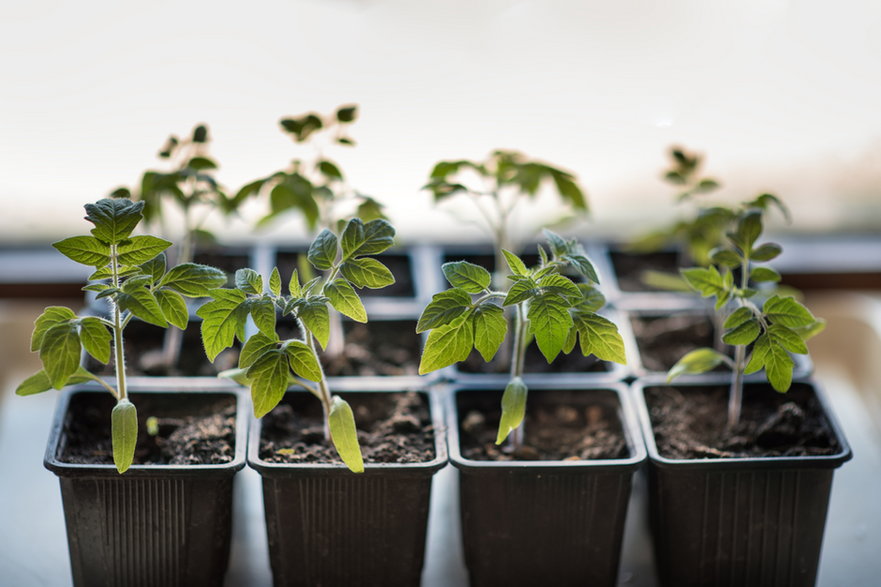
[667, 206, 825, 428]
[417, 230, 626, 447]
[198, 218, 397, 473]
[16, 199, 227, 472]
[424, 150, 588, 282]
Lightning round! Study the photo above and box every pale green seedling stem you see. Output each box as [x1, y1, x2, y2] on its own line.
[110, 243, 128, 402]
[509, 302, 529, 448]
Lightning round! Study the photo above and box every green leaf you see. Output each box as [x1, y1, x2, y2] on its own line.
[269, 267, 282, 296]
[16, 367, 94, 396]
[336, 104, 358, 123]
[219, 367, 251, 386]
[239, 332, 278, 369]
[248, 297, 277, 337]
[562, 253, 599, 283]
[550, 171, 588, 211]
[528, 293, 574, 362]
[159, 263, 227, 297]
[340, 257, 395, 289]
[418, 314, 473, 374]
[722, 317, 761, 346]
[416, 288, 471, 332]
[504, 277, 537, 306]
[79, 317, 111, 363]
[767, 324, 808, 354]
[308, 229, 338, 271]
[750, 267, 781, 283]
[711, 249, 742, 267]
[197, 288, 248, 361]
[340, 218, 395, 258]
[325, 279, 367, 322]
[155, 289, 189, 330]
[745, 333, 794, 392]
[573, 312, 626, 364]
[88, 264, 141, 281]
[443, 261, 491, 293]
[139, 253, 166, 284]
[186, 156, 216, 170]
[31, 306, 76, 352]
[288, 268, 302, 297]
[318, 160, 343, 180]
[40, 323, 82, 389]
[116, 236, 172, 266]
[667, 348, 729, 382]
[792, 319, 826, 341]
[247, 349, 290, 418]
[117, 285, 167, 327]
[329, 396, 364, 473]
[472, 303, 507, 361]
[573, 284, 606, 312]
[299, 298, 330, 349]
[235, 268, 263, 294]
[283, 340, 322, 381]
[751, 243, 782, 262]
[355, 196, 385, 222]
[84, 198, 144, 245]
[537, 273, 580, 300]
[112, 399, 137, 473]
[502, 249, 528, 276]
[734, 209, 763, 250]
[763, 295, 816, 328]
[52, 236, 110, 266]
[681, 266, 726, 299]
[495, 377, 528, 445]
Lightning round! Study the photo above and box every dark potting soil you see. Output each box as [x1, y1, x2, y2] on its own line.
[645, 383, 840, 459]
[259, 391, 436, 464]
[86, 320, 240, 377]
[631, 312, 718, 372]
[60, 392, 237, 465]
[458, 389, 628, 461]
[275, 250, 415, 298]
[276, 318, 421, 377]
[609, 250, 681, 292]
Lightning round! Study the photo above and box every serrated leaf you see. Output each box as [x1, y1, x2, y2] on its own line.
[417, 288, 471, 332]
[288, 268, 302, 297]
[79, 317, 111, 363]
[418, 314, 473, 374]
[240, 333, 278, 369]
[284, 340, 322, 381]
[340, 218, 395, 258]
[502, 249, 528, 276]
[340, 257, 395, 289]
[538, 273, 580, 300]
[299, 298, 330, 348]
[329, 396, 364, 473]
[472, 303, 507, 361]
[722, 316, 761, 346]
[112, 399, 137, 473]
[84, 198, 144, 245]
[667, 348, 728, 382]
[308, 229, 338, 270]
[16, 367, 94, 397]
[235, 268, 263, 294]
[139, 253, 166, 284]
[573, 312, 626, 364]
[154, 289, 188, 330]
[248, 297, 277, 337]
[574, 284, 606, 312]
[88, 265, 141, 281]
[763, 295, 816, 328]
[504, 277, 537, 305]
[269, 267, 282, 296]
[246, 349, 290, 418]
[117, 287, 167, 327]
[159, 263, 227, 297]
[117, 236, 172, 265]
[750, 267, 781, 283]
[751, 243, 782, 262]
[724, 306, 755, 329]
[495, 377, 527, 445]
[443, 261, 491, 293]
[52, 235, 111, 266]
[40, 323, 82, 389]
[767, 324, 808, 354]
[528, 294, 574, 362]
[197, 288, 248, 361]
[31, 306, 76, 352]
[562, 253, 600, 284]
[325, 279, 367, 322]
[681, 266, 726, 298]
[745, 332, 794, 392]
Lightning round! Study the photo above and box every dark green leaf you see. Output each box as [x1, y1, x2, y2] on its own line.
[284, 340, 322, 381]
[329, 396, 364, 473]
[139, 253, 166, 284]
[767, 324, 808, 354]
[159, 263, 227, 297]
[550, 171, 588, 211]
[84, 198, 144, 244]
[318, 160, 343, 181]
[197, 288, 248, 361]
[751, 267, 781, 283]
[416, 288, 472, 332]
[472, 303, 507, 361]
[52, 235, 111, 266]
[495, 377, 528, 444]
[418, 314, 473, 374]
[116, 235, 172, 266]
[340, 218, 395, 258]
[528, 293, 574, 362]
[336, 104, 358, 123]
[112, 399, 137, 473]
[186, 156, 216, 170]
[79, 317, 111, 363]
[442, 261, 491, 293]
[751, 243, 782, 262]
[734, 209, 763, 250]
[117, 286, 167, 327]
[340, 257, 395, 289]
[247, 349, 290, 418]
[308, 229, 338, 271]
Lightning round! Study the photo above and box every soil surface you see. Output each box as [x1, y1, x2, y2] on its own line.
[60, 392, 237, 465]
[259, 391, 436, 464]
[458, 389, 628, 461]
[609, 250, 681, 292]
[86, 320, 240, 377]
[276, 251, 415, 298]
[276, 318, 421, 376]
[632, 312, 718, 372]
[645, 383, 840, 459]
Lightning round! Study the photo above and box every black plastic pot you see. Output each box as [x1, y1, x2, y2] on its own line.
[633, 377, 852, 587]
[44, 385, 248, 587]
[248, 384, 448, 587]
[448, 381, 646, 587]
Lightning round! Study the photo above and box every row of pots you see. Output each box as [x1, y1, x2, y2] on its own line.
[46, 374, 849, 587]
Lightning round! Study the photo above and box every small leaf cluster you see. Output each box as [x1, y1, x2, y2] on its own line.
[424, 149, 587, 212]
[418, 230, 625, 374]
[234, 104, 386, 231]
[198, 218, 396, 419]
[669, 208, 824, 392]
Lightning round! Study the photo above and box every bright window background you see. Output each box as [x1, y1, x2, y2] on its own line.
[1, 0, 880, 243]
